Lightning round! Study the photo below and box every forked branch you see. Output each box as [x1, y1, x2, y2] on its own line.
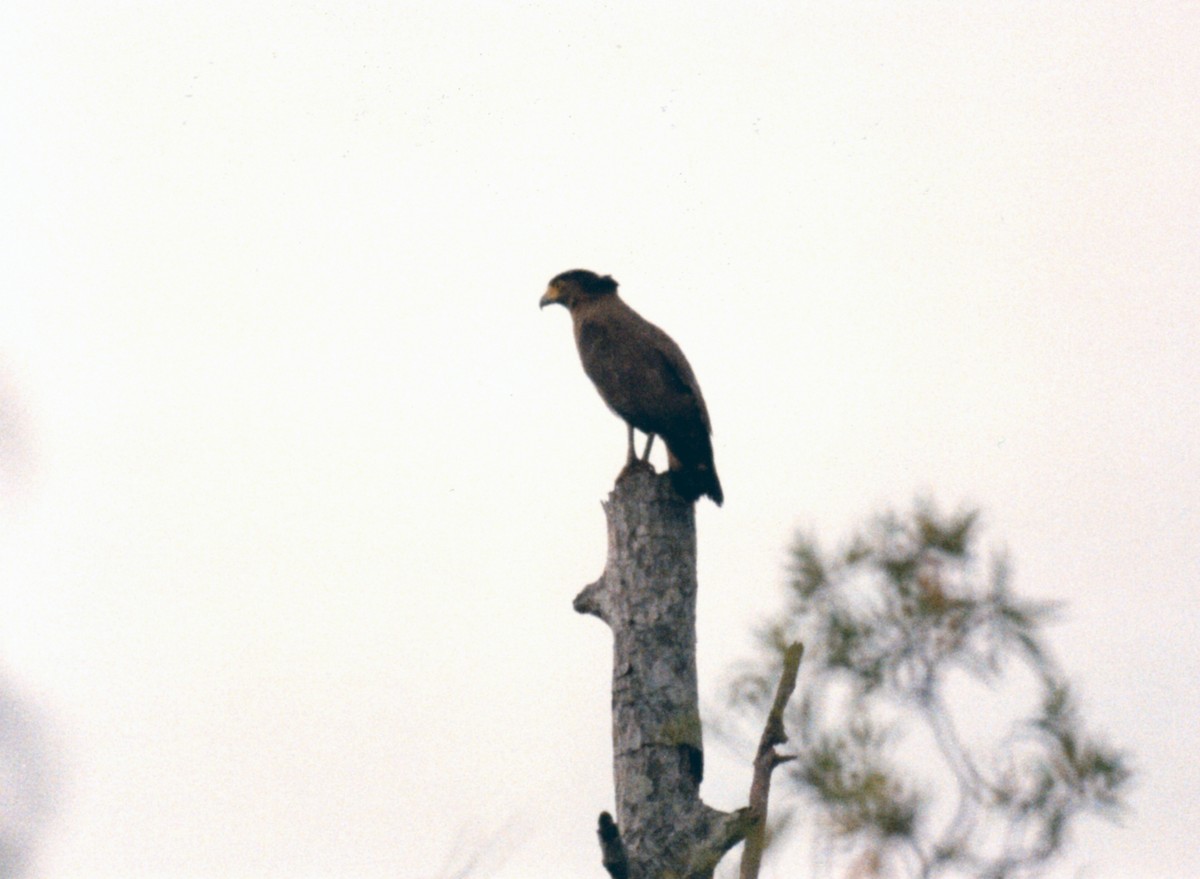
[740, 642, 804, 879]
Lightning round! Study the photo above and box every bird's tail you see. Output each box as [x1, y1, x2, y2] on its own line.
[669, 462, 724, 506]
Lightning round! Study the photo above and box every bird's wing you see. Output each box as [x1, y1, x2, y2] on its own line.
[576, 307, 712, 437]
[648, 338, 712, 435]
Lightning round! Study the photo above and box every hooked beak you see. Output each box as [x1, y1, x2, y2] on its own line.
[539, 287, 559, 309]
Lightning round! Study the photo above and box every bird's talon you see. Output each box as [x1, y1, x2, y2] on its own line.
[618, 458, 655, 480]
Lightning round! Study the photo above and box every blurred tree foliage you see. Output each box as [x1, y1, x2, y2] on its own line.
[725, 503, 1130, 879]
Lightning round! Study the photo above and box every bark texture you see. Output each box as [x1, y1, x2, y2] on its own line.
[575, 465, 749, 879]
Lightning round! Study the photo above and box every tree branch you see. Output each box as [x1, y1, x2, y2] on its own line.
[686, 806, 755, 879]
[596, 812, 629, 879]
[740, 641, 804, 879]
[572, 576, 609, 621]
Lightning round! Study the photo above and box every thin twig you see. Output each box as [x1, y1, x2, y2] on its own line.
[740, 641, 804, 879]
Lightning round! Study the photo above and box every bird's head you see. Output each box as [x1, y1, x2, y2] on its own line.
[539, 269, 618, 311]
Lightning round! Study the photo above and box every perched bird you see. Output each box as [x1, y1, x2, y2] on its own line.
[540, 269, 723, 506]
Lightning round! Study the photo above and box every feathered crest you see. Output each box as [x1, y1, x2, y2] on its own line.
[552, 269, 618, 296]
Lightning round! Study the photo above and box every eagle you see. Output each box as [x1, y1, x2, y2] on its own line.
[540, 269, 723, 506]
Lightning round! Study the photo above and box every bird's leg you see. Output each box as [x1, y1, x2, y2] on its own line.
[625, 424, 637, 467]
[641, 433, 655, 462]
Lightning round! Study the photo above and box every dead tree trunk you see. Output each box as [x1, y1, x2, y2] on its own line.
[574, 466, 750, 879]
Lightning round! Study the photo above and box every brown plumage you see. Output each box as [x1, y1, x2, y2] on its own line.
[540, 269, 723, 505]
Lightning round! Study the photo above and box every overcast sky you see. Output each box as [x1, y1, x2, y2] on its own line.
[2, 3, 1197, 878]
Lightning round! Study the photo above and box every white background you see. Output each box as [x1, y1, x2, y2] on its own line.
[2, 3, 1197, 878]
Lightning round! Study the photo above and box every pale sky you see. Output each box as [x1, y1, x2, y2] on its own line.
[1, 3, 1198, 878]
